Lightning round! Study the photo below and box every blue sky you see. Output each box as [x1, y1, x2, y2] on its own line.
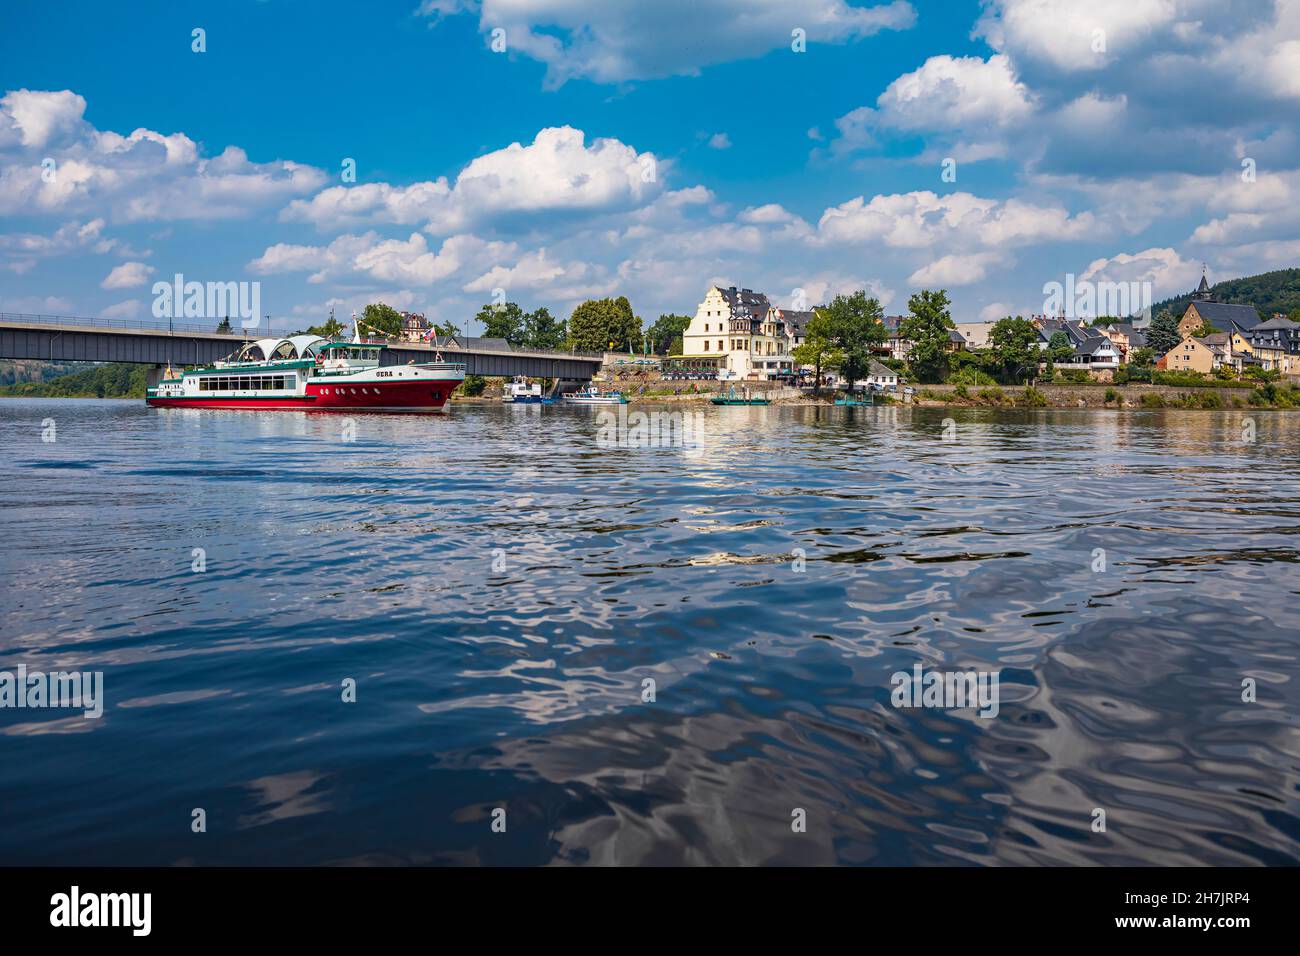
[2, 0, 1298, 336]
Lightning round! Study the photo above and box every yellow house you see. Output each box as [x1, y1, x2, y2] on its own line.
[1161, 336, 1215, 374]
[1250, 343, 1300, 374]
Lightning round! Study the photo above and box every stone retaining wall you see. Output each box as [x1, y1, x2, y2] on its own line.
[918, 383, 1256, 407]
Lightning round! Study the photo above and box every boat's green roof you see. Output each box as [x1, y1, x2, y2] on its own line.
[320, 341, 387, 350]
[190, 360, 315, 375]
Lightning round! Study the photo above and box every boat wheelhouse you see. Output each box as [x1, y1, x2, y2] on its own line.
[146, 334, 465, 412]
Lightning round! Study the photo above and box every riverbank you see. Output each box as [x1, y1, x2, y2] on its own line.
[908, 382, 1271, 409]
[607, 381, 1300, 410]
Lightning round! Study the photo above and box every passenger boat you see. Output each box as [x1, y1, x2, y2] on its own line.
[501, 375, 544, 404]
[560, 385, 627, 405]
[145, 334, 465, 412]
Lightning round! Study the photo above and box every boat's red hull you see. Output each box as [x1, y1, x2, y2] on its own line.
[147, 377, 460, 412]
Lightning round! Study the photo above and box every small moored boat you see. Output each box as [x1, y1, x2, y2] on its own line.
[502, 375, 544, 404]
[561, 385, 628, 405]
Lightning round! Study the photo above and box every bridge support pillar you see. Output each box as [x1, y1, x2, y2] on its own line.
[550, 377, 591, 397]
[145, 365, 165, 389]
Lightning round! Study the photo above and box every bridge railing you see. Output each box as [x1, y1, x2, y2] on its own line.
[0, 311, 248, 336]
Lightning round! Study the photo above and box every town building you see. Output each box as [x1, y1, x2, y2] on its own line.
[1242, 317, 1300, 374]
[679, 286, 808, 380]
[860, 359, 899, 390]
[1159, 335, 1216, 374]
[399, 311, 432, 342]
[955, 321, 996, 349]
[1197, 331, 1261, 374]
[1097, 322, 1148, 362]
[1178, 274, 1262, 338]
[1035, 317, 1121, 379]
[879, 315, 965, 361]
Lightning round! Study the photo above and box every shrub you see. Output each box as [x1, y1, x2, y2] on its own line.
[948, 364, 998, 387]
[1140, 393, 1166, 408]
[953, 384, 969, 400]
[1104, 387, 1120, 404]
[1152, 369, 1236, 387]
[1020, 386, 1048, 407]
[1197, 391, 1223, 409]
[976, 387, 1006, 405]
[458, 374, 488, 397]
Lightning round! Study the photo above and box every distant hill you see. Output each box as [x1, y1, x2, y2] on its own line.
[0, 362, 148, 399]
[1149, 268, 1300, 321]
[0, 359, 85, 387]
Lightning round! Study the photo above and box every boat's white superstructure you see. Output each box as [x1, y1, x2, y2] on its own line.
[502, 376, 544, 403]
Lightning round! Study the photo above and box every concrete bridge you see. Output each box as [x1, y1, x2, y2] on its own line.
[0, 313, 604, 381]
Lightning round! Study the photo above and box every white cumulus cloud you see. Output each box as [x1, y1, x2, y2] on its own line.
[100, 260, 154, 289]
[418, 0, 917, 86]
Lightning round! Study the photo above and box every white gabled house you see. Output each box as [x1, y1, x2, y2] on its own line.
[678, 285, 807, 380]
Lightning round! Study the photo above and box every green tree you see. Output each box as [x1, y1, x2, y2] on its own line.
[988, 317, 1043, 384]
[819, 291, 886, 387]
[647, 313, 693, 355]
[474, 302, 526, 346]
[900, 289, 956, 383]
[1129, 347, 1154, 368]
[306, 315, 346, 340]
[523, 307, 566, 350]
[1146, 309, 1182, 356]
[792, 308, 844, 396]
[360, 302, 404, 338]
[567, 297, 641, 352]
[1047, 331, 1073, 363]
[1040, 329, 1072, 382]
[216, 316, 232, 334]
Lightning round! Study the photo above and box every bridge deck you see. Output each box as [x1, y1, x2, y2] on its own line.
[0, 313, 603, 380]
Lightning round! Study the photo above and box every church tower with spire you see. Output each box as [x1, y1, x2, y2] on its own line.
[1192, 265, 1214, 301]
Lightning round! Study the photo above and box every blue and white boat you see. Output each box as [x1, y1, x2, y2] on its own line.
[501, 376, 544, 404]
[561, 385, 627, 405]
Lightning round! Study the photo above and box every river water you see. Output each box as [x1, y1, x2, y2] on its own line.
[1, 397, 1297, 865]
